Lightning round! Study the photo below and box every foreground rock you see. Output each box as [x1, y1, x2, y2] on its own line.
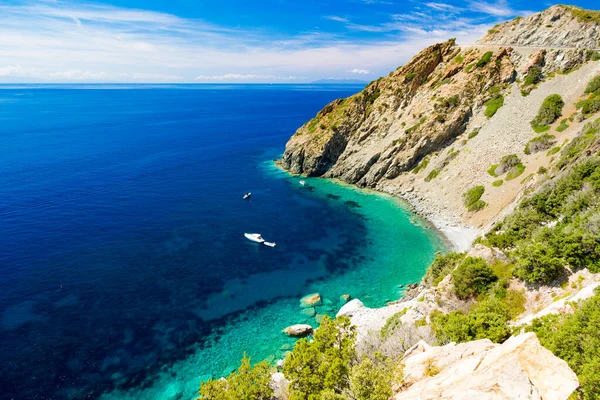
[282, 324, 313, 337]
[396, 333, 579, 400]
[336, 299, 364, 318]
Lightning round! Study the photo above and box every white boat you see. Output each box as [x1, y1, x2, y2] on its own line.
[263, 241, 276, 247]
[299, 180, 306, 186]
[243, 192, 251, 199]
[244, 233, 264, 243]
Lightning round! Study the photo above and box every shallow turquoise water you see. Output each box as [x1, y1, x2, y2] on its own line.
[101, 161, 446, 400]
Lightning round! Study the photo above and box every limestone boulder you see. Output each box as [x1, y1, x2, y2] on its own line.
[396, 333, 579, 400]
[282, 324, 313, 337]
[336, 299, 364, 318]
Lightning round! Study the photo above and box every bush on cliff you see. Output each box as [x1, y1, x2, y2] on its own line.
[531, 94, 564, 132]
[431, 298, 511, 344]
[463, 186, 486, 211]
[527, 288, 600, 399]
[452, 257, 498, 299]
[199, 354, 273, 400]
[425, 252, 466, 286]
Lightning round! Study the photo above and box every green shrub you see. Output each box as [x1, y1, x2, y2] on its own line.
[283, 316, 356, 399]
[476, 51, 493, 68]
[531, 94, 564, 132]
[484, 96, 504, 118]
[431, 298, 510, 344]
[527, 289, 600, 399]
[425, 169, 440, 182]
[585, 75, 600, 94]
[580, 98, 600, 117]
[468, 200, 487, 211]
[513, 240, 565, 283]
[556, 120, 569, 132]
[381, 309, 407, 338]
[492, 179, 503, 187]
[524, 134, 556, 154]
[468, 129, 480, 139]
[523, 66, 542, 86]
[425, 252, 466, 285]
[547, 146, 561, 156]
[495, 154, 522, 175]
[506, 164, 525, 181]
[463, 186, 485, 210]
[199, 354, 273, 400]
[487, 164, 498, 177]
[452, 257, 498, 299]
[349, 356, 394, 400]
[412, 157, 429, 174]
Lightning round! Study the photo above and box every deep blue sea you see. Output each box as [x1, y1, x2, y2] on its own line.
[0, 84, 445, 400]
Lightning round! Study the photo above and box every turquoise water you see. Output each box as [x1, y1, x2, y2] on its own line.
[102, 162, 445, 400]
[0, 85, 445, 400]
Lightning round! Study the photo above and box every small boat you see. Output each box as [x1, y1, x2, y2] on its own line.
[243, 192, 251, 199]
[263, 241, 276, 247]
[244, 233, 264, 243]
[299, 180, 306, 186]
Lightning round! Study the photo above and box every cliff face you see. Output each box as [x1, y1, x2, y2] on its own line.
[279, 5, 600, 230]
[478, 5, 600, 49]
[280, 40, 516, 186]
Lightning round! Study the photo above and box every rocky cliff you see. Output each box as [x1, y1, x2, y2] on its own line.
[479, 5, 600, 49]
[279, 5, 600, 232]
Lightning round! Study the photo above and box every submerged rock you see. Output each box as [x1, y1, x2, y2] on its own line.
[300, 307, 316, 317]
[340, 294, 351, 303]
[300, 293, 322, 307]
[282, 324, 313, 337]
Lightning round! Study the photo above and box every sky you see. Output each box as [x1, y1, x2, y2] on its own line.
[0, 0, 597, 83]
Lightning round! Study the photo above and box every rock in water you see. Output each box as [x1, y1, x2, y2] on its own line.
[336, 299, 364, 318]
[396, 332, 579, 399]
[300, 307, 316, 317]
[282, 324, 313, 337]
[340, 294, 351, 303]
[300, 293, 321, 307]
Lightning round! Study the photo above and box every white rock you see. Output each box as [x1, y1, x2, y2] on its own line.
[282, 324, 313, 337]
[396, 332, 579, 400]
[336, 299, 364, 318]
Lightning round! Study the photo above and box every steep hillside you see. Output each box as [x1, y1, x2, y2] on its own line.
[279, 6, 600, 235]
[479, 5, 600, 48]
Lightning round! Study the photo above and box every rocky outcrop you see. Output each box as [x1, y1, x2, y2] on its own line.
[282, 324, 313, 337]
[479, 5, 600, 49]
[336, 299, 364, 318]
[279, 40, 517, 187]
[396, 333, 579, 399]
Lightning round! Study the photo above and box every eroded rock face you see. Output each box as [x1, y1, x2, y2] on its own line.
[396, 333, 579, 400]
[478, 5, 600, 49]
[278, 39, 517, 185]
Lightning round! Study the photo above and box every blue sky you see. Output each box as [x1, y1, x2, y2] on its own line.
[0, 0, 597, 83]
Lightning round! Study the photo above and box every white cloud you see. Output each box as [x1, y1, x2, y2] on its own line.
[424, 2, 461, 12]
[469, 1, 515, 17]
[0, 0, 499, 82]
[349, 69, 370, 74]
[325, 16, 350, 23]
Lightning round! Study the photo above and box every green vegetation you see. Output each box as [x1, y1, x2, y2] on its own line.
[467, 129, 480, 139]
[585, 75, 600, 94]
[451, 257, 498, 299]
[556, 119, 569, 132]
[199, 354, 273, 400]
[484, 96, 504, 118]
[381, 309, 407, 338]
[425, 252, 466, 286]
[431, 297, 511, 344]
[546, 146, 561, 156]
[475, 51, 494, 69]
[531, 94, 564, 133]
[485, 153, 600, 283]
[487, 164, 498, 177]
[505, 164, 526, 181]
[492, 179, 503, 187]
[424, 169, 440, 182]
[453, 54, 464, 64]
[527, 289, 600, 399]
[412, 157, 429, 174]
[557, 118, 600, 168]
[563, 5, 600, 24]
[524, 134, 556, 155]
[523, 66, 542, 86]
[463, 185, 486, 211]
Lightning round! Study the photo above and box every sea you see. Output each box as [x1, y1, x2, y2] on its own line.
[0, 84, 446, 400]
